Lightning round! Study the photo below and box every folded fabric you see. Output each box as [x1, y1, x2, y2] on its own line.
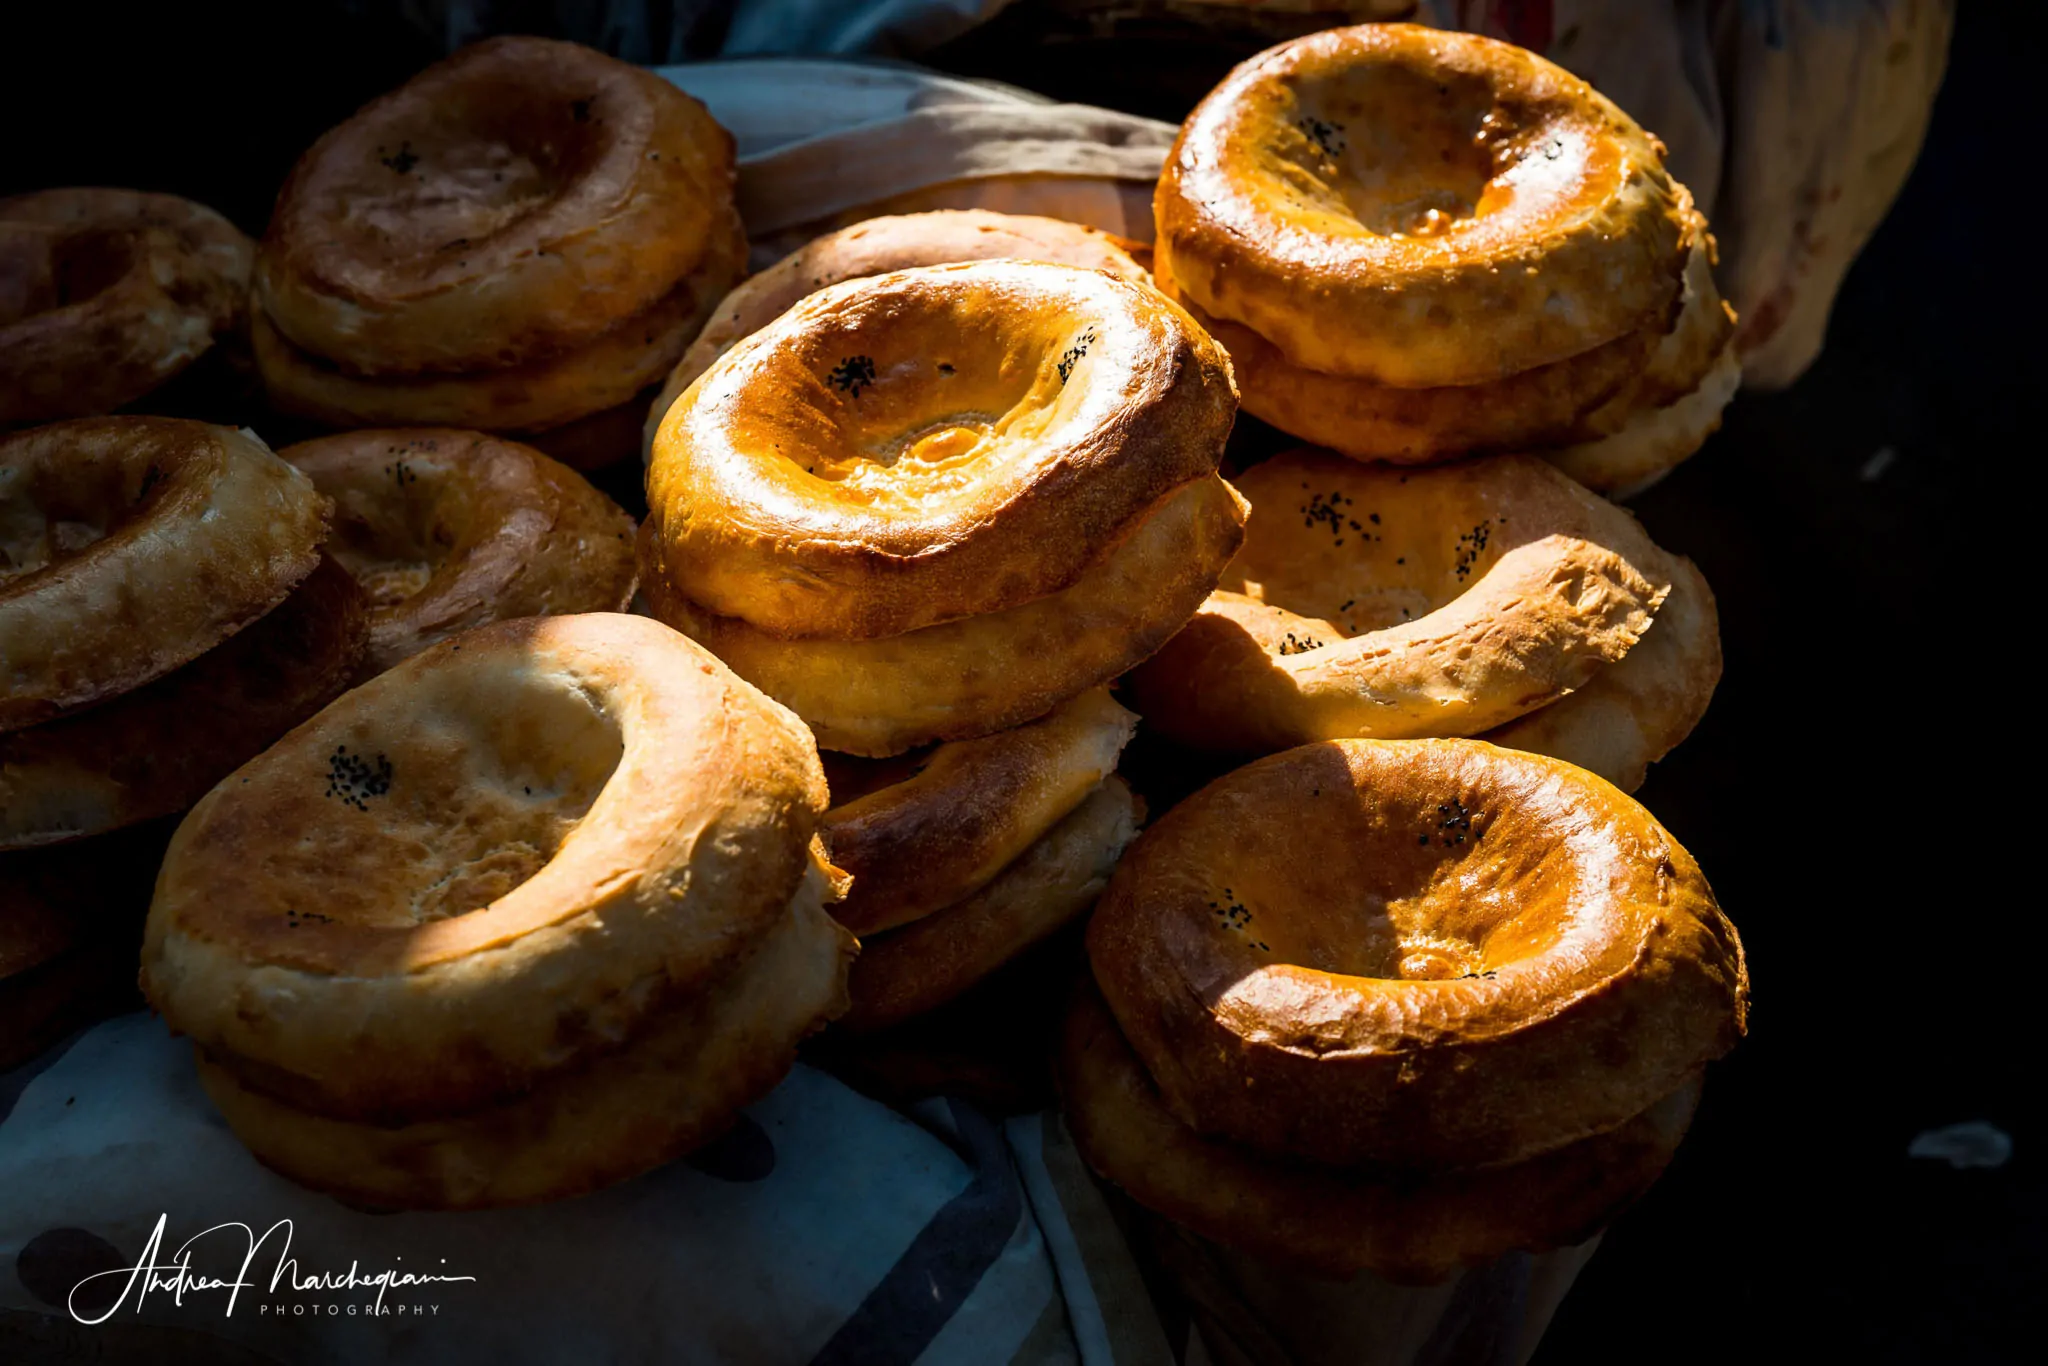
[0, 1013, 1167, 1366]
[2, 1013, 1596, 1365]
[659, 59, 1173, 261]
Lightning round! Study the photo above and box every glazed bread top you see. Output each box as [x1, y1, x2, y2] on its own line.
[1088, 737, 1748, 1169]
[645, 209, 1151, 458]
[646, 260, 1237, 640]
[1157, 23, 1689, 386]
[141, 613, 832, 1126]
[259, 36, 736, 376]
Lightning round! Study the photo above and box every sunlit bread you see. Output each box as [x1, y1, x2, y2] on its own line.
[1087, 738, 1748, 1169]
[1160, 228, 1731, 475]
[637, 474, 1246, 756]
[1169, 283, 1649, 464]
[1155, 23, 1690, 388]
[644, 209, 1151, 460]
[1479, 550, 1720, 791]
[141, 613, 846, 1127]
[192, 855, 852, 1210]
[1126, 451, 1678, 755]
[645, 260, 1237, 641]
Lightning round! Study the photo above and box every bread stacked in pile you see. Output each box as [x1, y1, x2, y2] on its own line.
[1, 418, 353, 1064]
[636, 255, 1248, 1064]
[1067, 738, 1747, 1282]
[138, 615, 855, 1209]
[1154, 23, 1739, 496]
[5, 32, 1755, 1332]
[0, 189, 253, 426]
[250, 36, 746, 469]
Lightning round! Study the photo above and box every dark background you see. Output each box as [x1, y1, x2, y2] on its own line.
[2, 2, 2033, 1361]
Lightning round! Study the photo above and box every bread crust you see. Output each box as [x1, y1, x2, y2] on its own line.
[253, 221, 743, 434]
[282, 429, 636, 676]
[2, 556, 365, 849]
[141, 613, 832, 1126]
[194, 861, 854, 1210]
[821, 686, 1136, 935]
[0, 189, 253, 425]
[1175, 288, 1650, 463]
[1059, 982, 1700, 1283]
[1086, 738, 1748, 1169]
[0, 418, 328, 733]
[646, 261, 1237, 641]
[1547, 337, 1742, 498]
[843, 777, 1142, 1033]
[639, 475, 1246, 756]
[258, 36, 738, 377]
[644, 210, 1151, 460]
[1480, 550, 1721, 791]
[1127, 451, 1674, 754]
[1156, 24, 1688, 387]
[1161, 238, 1728, 468]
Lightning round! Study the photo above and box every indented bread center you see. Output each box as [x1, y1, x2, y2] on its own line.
[1, 225, 135, 324]
[261, 670, 625, 936]
[351, 561, 434, 609]
[900, 422, 986, 466]
[353, 134, 564, 261]
[805, 413, 1006, 508]
[1195, 780, 1572, 985]
[412, 842, 553, 924]
[1287, 66, 1506, 240]
[0, 451, 160, 584]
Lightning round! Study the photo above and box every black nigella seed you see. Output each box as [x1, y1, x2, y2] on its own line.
[826, 355, 877, 397]
[325, 747, 394, 811]
[1056, 329, 1100, 384]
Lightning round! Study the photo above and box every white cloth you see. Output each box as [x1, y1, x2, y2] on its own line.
[658, 60, 1174, 263]
[0, 1013, 1158, 1365]
[2, 1014, 1591, 1365]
